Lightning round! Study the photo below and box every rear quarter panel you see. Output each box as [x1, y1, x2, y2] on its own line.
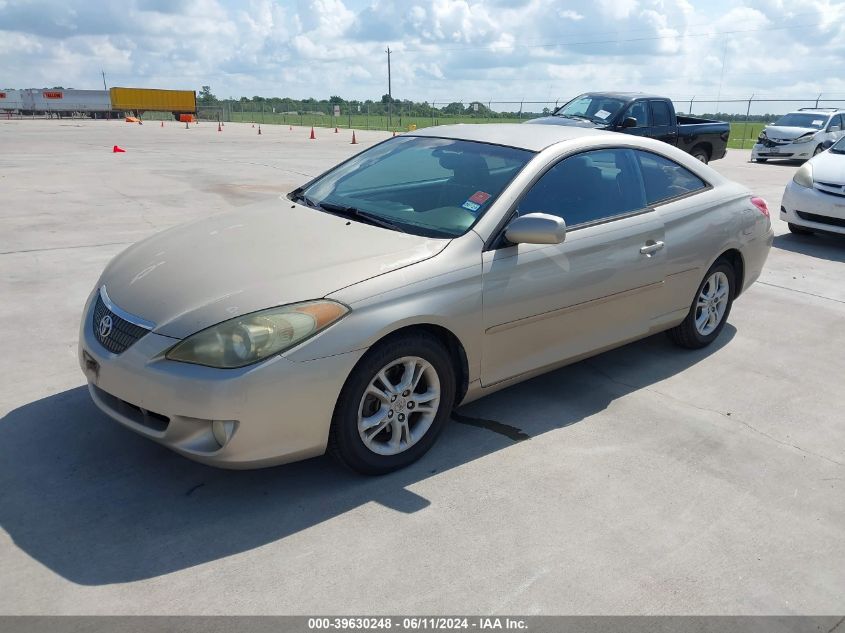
[655, 180, 766, 323]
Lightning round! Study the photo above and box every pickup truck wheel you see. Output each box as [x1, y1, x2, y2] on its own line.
[754, 158, 768, 163]
[691, 147, 709, 164]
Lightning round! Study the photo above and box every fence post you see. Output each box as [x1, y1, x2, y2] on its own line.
[741, 93, 754, 151]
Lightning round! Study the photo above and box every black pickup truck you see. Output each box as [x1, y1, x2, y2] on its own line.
[528, 92, 730, 163]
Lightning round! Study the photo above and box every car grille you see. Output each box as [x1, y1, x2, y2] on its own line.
[815, 182, 845, 198]
[796, 211, 845, 229]
[92, 293, 150, 354]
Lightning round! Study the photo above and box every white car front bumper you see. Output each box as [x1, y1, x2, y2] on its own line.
[781, 180, 845, 235]
[752, 140, 818, 161]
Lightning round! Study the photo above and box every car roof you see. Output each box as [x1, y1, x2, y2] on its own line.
[407, 123, 609, 152]
[787, 109, 842, 115]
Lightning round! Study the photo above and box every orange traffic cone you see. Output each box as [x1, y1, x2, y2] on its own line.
[112, 145, 125, 153]
[309, 126, 316, 140]
[218, 122, 222, 132]
[351, 131, 358, 145]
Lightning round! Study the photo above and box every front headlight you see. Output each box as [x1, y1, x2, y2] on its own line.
[166, 300, 348, 368]
[757, 131, 767, 142]
[793, 162, 814, 188]
[792, 133, 815, 144]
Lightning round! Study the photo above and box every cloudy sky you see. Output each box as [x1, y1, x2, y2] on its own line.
[2, 0, 844, 112]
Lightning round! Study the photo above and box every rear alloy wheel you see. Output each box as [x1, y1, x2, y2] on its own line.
[329, 334, 455, 475]
[788, 222, 814, 236]
[667, 260, 735, 349]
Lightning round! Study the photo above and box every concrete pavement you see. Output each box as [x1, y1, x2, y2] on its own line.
[0, 120, 842, 614]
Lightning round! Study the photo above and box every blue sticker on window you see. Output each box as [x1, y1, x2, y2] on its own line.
[462, 200, 481, 212]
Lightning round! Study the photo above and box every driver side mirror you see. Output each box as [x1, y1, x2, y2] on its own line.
[505, 213, 566, 245]
[821, 140, 834, 150]
[622, 117, 638, 129]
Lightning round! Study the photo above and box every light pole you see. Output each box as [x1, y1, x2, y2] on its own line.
[386, 47, 392, 130]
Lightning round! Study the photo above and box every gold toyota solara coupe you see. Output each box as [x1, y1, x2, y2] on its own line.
[79, 124, 773, 474]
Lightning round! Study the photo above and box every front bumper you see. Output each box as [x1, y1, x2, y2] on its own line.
[781, 181, 845, 236]
[78, 290, 367, 468]
[752, 140, 816, 161]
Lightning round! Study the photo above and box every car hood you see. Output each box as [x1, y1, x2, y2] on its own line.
[810, 150, 845, 184]
[763, 126, 819, 141]
[99, 200, 449, 338]
[525, 116, 606, 129]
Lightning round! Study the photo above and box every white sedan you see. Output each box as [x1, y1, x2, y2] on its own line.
[781, 137, 845, 236]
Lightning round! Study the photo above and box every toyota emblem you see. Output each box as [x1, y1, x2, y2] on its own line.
[99, 315, 113, 338]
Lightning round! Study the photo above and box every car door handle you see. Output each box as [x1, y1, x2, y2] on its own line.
[640, 241, 665, 255]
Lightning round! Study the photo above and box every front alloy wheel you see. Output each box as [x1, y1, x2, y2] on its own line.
[357, 356, 441, 456]
[329, 333, 455, 474]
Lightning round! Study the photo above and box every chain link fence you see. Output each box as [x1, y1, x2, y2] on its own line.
[196, 95, 845, 151]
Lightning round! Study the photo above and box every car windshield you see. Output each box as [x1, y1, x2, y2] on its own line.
[773, 113, 829, 129]
[294, 136, 534, 238]
[554, 95, 626, 124]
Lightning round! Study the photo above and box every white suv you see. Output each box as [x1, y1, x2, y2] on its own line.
[752, 108, 845, 163]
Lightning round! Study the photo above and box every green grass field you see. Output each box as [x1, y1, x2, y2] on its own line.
[225, 111, 764, 152]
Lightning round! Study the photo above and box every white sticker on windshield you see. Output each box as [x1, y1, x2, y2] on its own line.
[813, 120, 823, 126]
[595, 109, 611, 120]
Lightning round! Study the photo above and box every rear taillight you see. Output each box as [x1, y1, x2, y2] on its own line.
[751, 196, 769, 218]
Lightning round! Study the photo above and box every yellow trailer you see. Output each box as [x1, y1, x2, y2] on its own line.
[109, 87, 196, 118]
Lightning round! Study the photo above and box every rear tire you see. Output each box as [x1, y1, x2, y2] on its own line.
[667, 260, 735, 349]
[328, 333, 456, 475]
[691, 147, 709, 164]
[788, 223, 814, 236]
[754, 158, 768, 163]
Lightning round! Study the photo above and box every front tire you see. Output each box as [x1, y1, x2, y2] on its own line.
[328, 333, 456, 475]
[754, 157, 768, 163]
[667, 260, 735, 349]
[813, 144, 824, 156]
[788, 222, 814, 235]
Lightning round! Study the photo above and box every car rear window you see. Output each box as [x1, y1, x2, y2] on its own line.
[635, 150, 708, 205]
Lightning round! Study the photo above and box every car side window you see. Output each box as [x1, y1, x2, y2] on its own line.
[635, 150, 708, 205]
[651, 101, 672, 127]
[517, 149, 647, 228]
[623, 102, 650, 127]
[829, 114, 843, 132]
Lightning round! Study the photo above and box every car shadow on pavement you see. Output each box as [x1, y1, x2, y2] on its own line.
[772, 232, 845, 263]
[0, 326, 734, 586]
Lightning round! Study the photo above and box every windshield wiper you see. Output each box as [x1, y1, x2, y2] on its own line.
[317, 201, 407, 233]
[555, 113, 593, 122]
[290, 189, 317, 208]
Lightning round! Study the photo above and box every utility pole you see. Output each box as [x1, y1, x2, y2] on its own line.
[101, 69, 107, 91]
[386, 47, 392, 131]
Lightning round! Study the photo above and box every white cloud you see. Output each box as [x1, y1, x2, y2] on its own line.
[0, 0, 843, 113]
